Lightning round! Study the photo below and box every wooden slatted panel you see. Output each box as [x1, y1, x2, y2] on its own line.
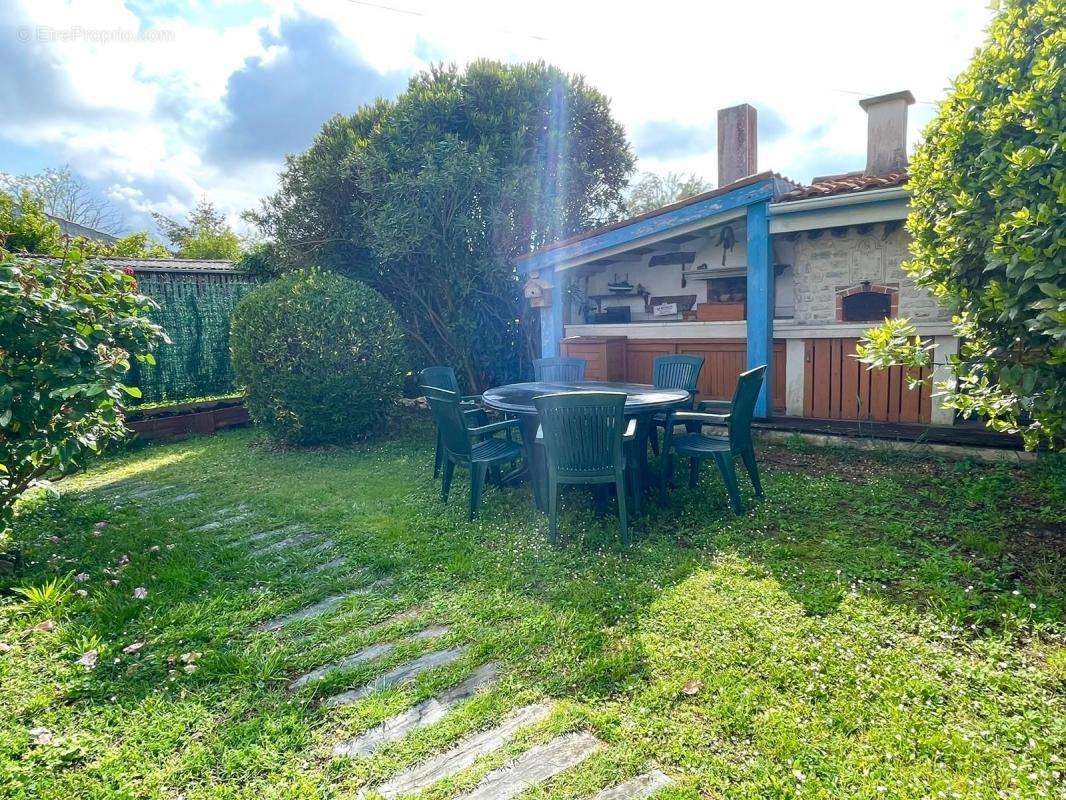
[772, 342, 786, 412]
[624, 342, 674, 385]
[840, 338, 860, 419]
[803, 338, 931, 423]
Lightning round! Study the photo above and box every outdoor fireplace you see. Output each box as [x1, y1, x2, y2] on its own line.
[836, 282, 898, 322]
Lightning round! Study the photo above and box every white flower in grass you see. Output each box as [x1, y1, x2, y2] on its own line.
[133, 587, 148, 599]
[122, 642, 144, 655]
[30, 727, 52, 746]
[78, 649, 99, 669]
[74, 572, 90, 583]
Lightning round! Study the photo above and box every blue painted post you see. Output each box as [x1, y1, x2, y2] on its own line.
[539, 267, 565, 358]
[746, 201, 773, 417]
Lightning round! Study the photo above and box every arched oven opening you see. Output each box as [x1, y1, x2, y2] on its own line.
[836, 282, 898, 322]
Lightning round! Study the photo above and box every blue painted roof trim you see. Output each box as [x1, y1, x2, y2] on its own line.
[518, 176, 777, 274]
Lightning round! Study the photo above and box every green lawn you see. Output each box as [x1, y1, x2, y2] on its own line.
[1, 421, 1063, 799]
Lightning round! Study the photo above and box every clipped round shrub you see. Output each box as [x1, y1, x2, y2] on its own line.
[230, 269, 406, 445]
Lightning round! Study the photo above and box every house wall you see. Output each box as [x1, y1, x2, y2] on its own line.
[789, 225, 948, 325]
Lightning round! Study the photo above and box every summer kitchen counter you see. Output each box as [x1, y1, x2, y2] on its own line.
[560, 321, 958, 422]
[564, 321, 955, 340]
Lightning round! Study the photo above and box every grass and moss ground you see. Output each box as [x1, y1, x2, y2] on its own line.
[1, 420, 1063, 799]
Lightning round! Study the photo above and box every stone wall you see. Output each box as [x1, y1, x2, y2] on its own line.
[789, 225, 948, 324]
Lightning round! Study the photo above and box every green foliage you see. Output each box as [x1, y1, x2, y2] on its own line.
[153, 198, 240, 260]
[856, 318, 936, 390]
[0, 249, 164, 530]
[864, 0, 1064, 449]
[0, 189, 171, 258]
[230, 269, 406, 445]
[624, 171, 713, 215]
[11, 575, 73, 616]
[0, 192, 62, 254]
[249, 61, 634, 389]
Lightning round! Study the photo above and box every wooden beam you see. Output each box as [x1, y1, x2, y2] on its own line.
[519, 177, 775, 273]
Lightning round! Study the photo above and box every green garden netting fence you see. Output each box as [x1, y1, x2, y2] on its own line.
[128, 271, 256, 404]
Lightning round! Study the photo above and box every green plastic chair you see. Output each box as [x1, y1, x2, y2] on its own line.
[533, 391, 639, 545]
[533, 356, 587, 383]
[423, 386, 523, 520]
[421, 366, 487, 479]
[648, 354, 705, 455]
[659, 365, 766, 515]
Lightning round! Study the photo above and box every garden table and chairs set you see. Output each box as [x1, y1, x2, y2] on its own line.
[420, 355, 766, 544]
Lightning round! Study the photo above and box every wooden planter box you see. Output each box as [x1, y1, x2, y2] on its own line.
[696, 301, 746, 321]
[127, 398, 249, 441]
[560, 335, 627, 381]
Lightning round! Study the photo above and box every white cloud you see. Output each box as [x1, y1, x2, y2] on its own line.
[0, 0, 994, 235]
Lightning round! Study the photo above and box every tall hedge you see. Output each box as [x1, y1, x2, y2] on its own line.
[230, 269, 406, 445]
[903, 0, 1064, 447]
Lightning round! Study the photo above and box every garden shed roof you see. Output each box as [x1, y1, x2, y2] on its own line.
[12, 253, 241, 275]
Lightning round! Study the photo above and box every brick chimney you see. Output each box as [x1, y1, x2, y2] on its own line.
[858, 90, 915, 175]
[717, 104, 757, 187]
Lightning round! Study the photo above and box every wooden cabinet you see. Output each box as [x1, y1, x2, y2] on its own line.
[560, 336, 626, 381]
[564, 335, 785, 411]
[803, 338, 931, 423]
[696, 302, 746, 321]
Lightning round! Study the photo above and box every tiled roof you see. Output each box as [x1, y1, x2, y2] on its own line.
[778, 171, 908, 202]
[11, 253, 240, 273]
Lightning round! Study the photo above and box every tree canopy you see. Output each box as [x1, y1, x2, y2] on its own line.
[859, 0, 1064, 449]
[153, 199, 241, 261]
[0, 191, 169, 259]
[0, 166, 122, 234]
[249, 60, 634, 389]
[624, 171, 713, 216]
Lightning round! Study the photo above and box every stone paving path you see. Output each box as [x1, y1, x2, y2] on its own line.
[244, 523, 306, 545]
[290, 626, 450, 691]
[196, 502, 677, 798]
[189, 511, 254, 533]
[291, 642, 395, 690]
[588, 770, 673, 800]
[310, 556, 348, 574]
[373, 703, 552, 799]
[258, 590, 365, 632]
[458, 732, 602, 800]
[333, 662, 500, 758]
[324, 645, 468, 708]
[250, 532, 318, 558]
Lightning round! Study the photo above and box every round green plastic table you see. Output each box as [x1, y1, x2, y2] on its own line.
[481, 381, 690, 511]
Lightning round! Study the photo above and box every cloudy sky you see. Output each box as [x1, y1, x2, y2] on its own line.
[1, 0, 995, 237]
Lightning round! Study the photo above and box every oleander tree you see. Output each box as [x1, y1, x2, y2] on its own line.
[858, 0, 1064, 449]
[247, 60, 634, 390]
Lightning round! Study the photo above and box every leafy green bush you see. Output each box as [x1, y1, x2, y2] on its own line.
[0, 249, 164, 530]
[230, 269, 406, 445]
[859, 0, 1064, 449]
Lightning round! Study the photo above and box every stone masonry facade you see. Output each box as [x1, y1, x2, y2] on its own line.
[789, 225, 948, 324]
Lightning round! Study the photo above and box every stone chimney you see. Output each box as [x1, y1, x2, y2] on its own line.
[717, 104, 758, 187]
[858, 90, 915, 175]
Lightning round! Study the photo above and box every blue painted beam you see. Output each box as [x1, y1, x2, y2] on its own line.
[538, 267, 565, 357]
[518, 176, 776, 274]
[745, 201, 773, 418]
